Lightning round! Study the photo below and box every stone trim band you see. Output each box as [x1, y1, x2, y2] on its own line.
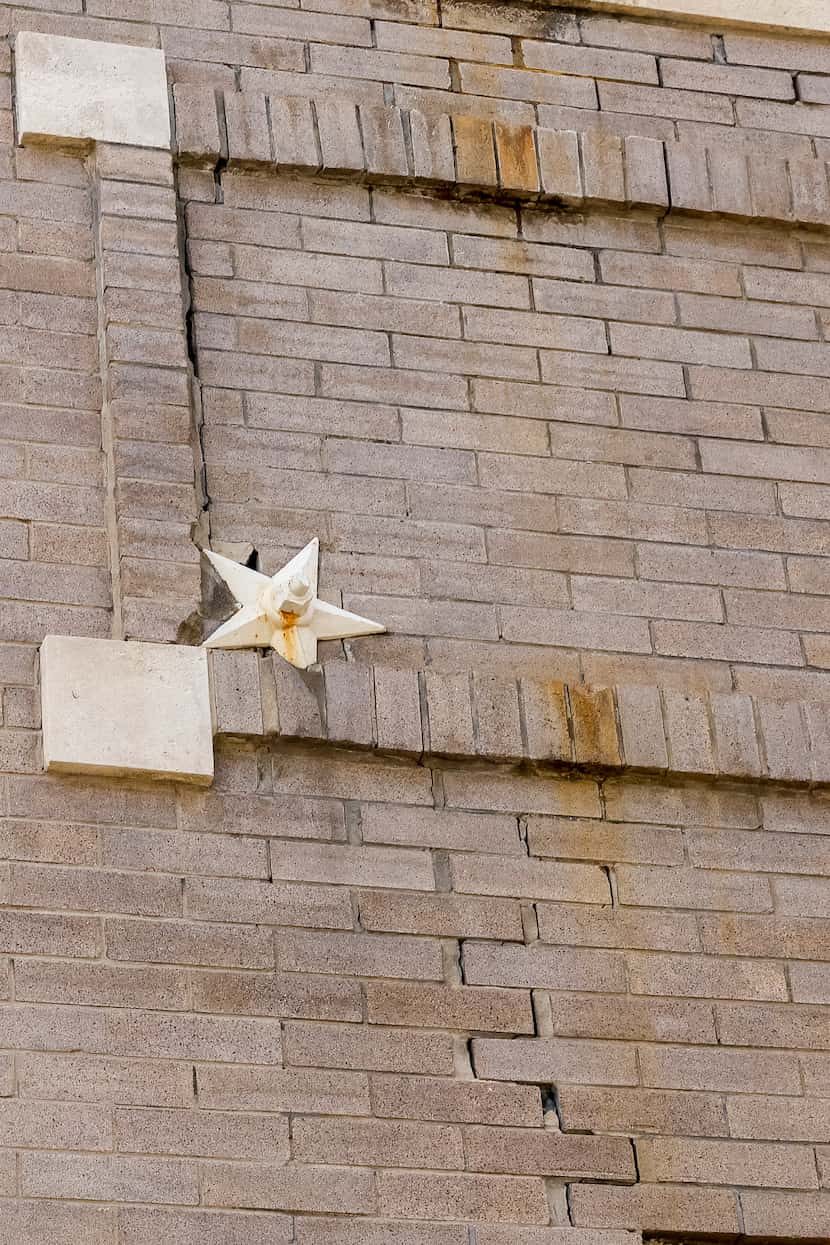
[175, 84, 830, 233]
[212, 651, 830, 789]
[572, 0, 830, 37]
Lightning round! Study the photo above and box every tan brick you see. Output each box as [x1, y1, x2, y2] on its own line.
[494, 123, 539, 193]
[386, 260, 529, 309]
[473, 674, 523, 760]
[523, 39, 656, 83]
[224, 91, 271, 164]
[373, 667, 423, 755]
[570, 1183, 739, 1235]
[538, 901, 699, 955]
[103, 825, 265, 883]
[689, 828, 830, 876]
[362, 805, 519, 854]
[15, 960, 186, 1011]
[283, 1020, 454, 1072]
[616, 865, 771, 913]
[293, 1115, 463, 1169]
[366, 980, 532, 1033]
[464, 941, 625, 993]
[114, 1106, 288, 1160]
[537, 129, 582, 201]
[638, 1136, 816, 1189]
[534, 280, 672, 327]
[569, 686, 621, 766]
[106, 916, 273, 969]
[10, 863, 181, 916]
[197, 1064, 369, 1114]
[639, 1044, 801, 1094]
[0, 1098, 109, 1150]
[803, 1052, 830, 1093]
[178, 790, 345, 842]
[464, 1125, 635, 1179]
[377, 1170, 548, 1223]
[0, 818, 97, 865]
[716, 1001, 830, 1052]
[581, 130, 625, 203]
[120, 1206, 292, 1245]
[453, 115, 497, 189]
[628, 951, 787, 1001]
[529, 817, 681, 865]
[311, 46, 449, 90]
[699, 913, 830, 961]
[271, 840, 434, 891]
[278, 930, 443, 980]
[295, 1219, 465, 1245]
[661, 691, 715, 774]
[625, 135, 668, 208]
[559, 1085, 726, 1138]
[473, 1036, 638, 1086]
[604, 779, 759, 828]
[521, 678, 571, 763]
[371, 1073, 541, 1126]
[186, 876, 352, 929]
[741, 1191, 830, 1240]
[18, 1052, 192, 1106]
[104, 1009, 282, 1064]
[0, 1202, 115, 1244]
[775, 877, 830, 918]
[452, 852, 609, 904]
[729, 1095, 830, 1142]
[758, 699, 810, 781]
[408, 110, 456, 183]
[358, 891, 524, 941]
[21, 1152, 199, 1205]
[190, 969, 362, 1022]
[203, 1162, 376, 1214]
[425, 669, 474, 755]
[172, 80, 224, 160]
[444, 770, 600, 818]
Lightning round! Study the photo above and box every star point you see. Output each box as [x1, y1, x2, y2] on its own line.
[203, 539, 385, 669]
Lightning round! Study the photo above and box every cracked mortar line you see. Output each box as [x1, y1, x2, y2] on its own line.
[177, 160, 213, 571]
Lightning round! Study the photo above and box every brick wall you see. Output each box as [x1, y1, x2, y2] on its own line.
[1, 0, 830, 1240]
[190, 166, 830, 699]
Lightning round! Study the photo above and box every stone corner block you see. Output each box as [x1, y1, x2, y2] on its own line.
[15, 31, 171, 150]
[40, 635, 213, 786]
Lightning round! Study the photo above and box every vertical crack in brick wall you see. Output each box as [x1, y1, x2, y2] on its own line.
[90, 147, 123, 642]
[89, 143, 204, 644]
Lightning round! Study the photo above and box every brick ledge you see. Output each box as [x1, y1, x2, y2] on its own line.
[173, 84, 830, 232]
[210, 651, 830, 788]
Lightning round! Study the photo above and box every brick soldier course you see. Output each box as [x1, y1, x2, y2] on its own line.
[0, 0, 829, 1240]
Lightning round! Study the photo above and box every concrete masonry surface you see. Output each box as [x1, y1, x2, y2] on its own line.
[0, 3, 830, 1242]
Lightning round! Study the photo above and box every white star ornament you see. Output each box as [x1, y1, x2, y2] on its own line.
[202, 538, 385, 669]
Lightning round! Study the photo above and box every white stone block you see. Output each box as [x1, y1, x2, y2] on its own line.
[40, 636, 213, 786]
[15, 31, 171, 149]
[581, 0, 830, 35]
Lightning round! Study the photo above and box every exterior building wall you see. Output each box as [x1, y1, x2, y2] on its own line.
[0, 1, 827, 1242]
